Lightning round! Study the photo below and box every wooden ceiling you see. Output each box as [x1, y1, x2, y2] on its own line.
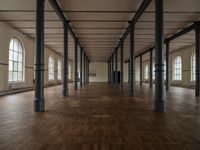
[0, 0, 199, 62]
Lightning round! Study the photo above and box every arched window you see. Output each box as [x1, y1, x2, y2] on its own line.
[48, 55, 54, 80]
[57, 59, 62, 80]
[191, 52, 196, 81]
[8, 38, 24, 82]
[68, 64, 71, 79]
[144, 64, 149, 80]
[153, 63, 155, 80]
[164, 61, 166, 80]
[173, 56, 182, 80]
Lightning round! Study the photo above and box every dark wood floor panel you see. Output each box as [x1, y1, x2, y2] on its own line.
[0, 83, 200, 150]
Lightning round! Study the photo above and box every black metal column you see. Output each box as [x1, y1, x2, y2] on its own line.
[128, 60, 130, 84]
[110, 58, 112, 84]
[74, 39, 78, 90]
[111, 53, 114, 84]
[115, 49, 118, 86]
[34, 0, 45, 112]
[80, 47, 83, 87]
[85, 57, 87, 84]
[87, 59, 90, 84]
[150, 49, 153, 88]
[195, 22, 200, 97]
[63, 22, 68, 96]
[84, 53, 86, 85]
[154, 0, 165, 112]
[166, 40, 170, 91]
[108, 60, 110, 84]
[140, 55, 143, 86]
[130, 22, 135, 96]
[120, 40, 124, 92]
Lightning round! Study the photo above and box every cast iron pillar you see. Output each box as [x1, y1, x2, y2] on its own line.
[140, 55, 143, 86]
[154, 0, 165, 112]
[165, 40, 170, 91]
[80, 47, 83, 87]
[128, 60, 130, 84]
[34, 0, 45, 112]
[111, 53, 114, 84]
[130, 22, 135, 96]
[115, 48, 118, 86]
[74, 38, 78, 90]
[195, 21, 200, 97]
[108, 59, 110, 84]
[63, 21, 69, 96]
[109, 58, 112, 85]
[120, 40, 124, 92]
[150, 49, 153, 88]
[87, 59, 90, 84]
[84, 53, 86, 85]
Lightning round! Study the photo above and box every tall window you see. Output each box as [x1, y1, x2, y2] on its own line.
[191, 52, 196, 81]
[144, 64, 149, 80]
[164, 61, 166, 80]
[173, 56, 182, 80]
[48, 55, 54, 80]
[68, 64, 71, 79]
[153, 63, 155, 80]
[8, 38, 24, 82]
[57, 59, 62, 80]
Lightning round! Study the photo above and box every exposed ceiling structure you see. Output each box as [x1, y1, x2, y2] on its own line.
[0, 0, 199, 62]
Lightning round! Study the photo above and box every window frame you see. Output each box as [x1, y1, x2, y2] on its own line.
[57, 59, 62, 80]
[191, 51, 196, 81]
[173, 56, 182, 81]
[8, 37, 25, 83]
[144, 64, 149, 80]
[48, 55, 55, 81]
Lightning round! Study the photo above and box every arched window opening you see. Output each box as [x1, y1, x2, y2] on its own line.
[191, 52, 196, 81]
[58, 59, 62, 80]
[8, 38, 25, 82]
[144, 64, 149, 80]
[48, 55, 54, 80]
[173, 56, 182, 81]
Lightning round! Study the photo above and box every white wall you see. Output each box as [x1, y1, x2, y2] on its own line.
[89, 62, 107, 82]
[0, 21, 65, 92]
[135, 45, 196, 88]
[88, 62, 129, 83]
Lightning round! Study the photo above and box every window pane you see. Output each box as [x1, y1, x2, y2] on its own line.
[18, 72, 22, 81]
[9, 61, 13, 71]
[9, 39, 14, 50]
[13, 62, 18, 71]
[18, 63, 22, 72]
[9, 50, 13, 60]
[18, 43, 22, 53]
[18, 54, 22, 62]
[13, 51, 18, 61]
[13, 39, 18, 51]
[13, 72, 18, 81]
[9, 71, 13, 81]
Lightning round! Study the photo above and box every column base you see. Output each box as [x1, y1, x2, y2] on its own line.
[130, 91, 135, 97]
[154, 100, 165, 112]
[63, 90, 68, 97]
[34, 99, 45, 112]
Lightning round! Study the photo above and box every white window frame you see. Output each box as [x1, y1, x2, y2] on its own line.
[144, 64, 149, 80]
[173, 56, 182, 81]
[57, 59, 62, 80]
[8, 37, 25, 82]
[48, 55, 54, 81]
[191, 52, 196, 81]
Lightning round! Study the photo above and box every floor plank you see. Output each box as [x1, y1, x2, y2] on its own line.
[0, 83, 200, 150]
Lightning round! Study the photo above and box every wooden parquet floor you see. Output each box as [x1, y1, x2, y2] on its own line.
[0, 83, 200, 150]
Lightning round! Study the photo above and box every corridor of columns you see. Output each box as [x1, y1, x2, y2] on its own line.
[0, 83, 200, 149]
[0, 0, 200, 149]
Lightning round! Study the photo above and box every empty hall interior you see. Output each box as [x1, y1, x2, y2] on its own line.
[0, 0, 200, 149]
